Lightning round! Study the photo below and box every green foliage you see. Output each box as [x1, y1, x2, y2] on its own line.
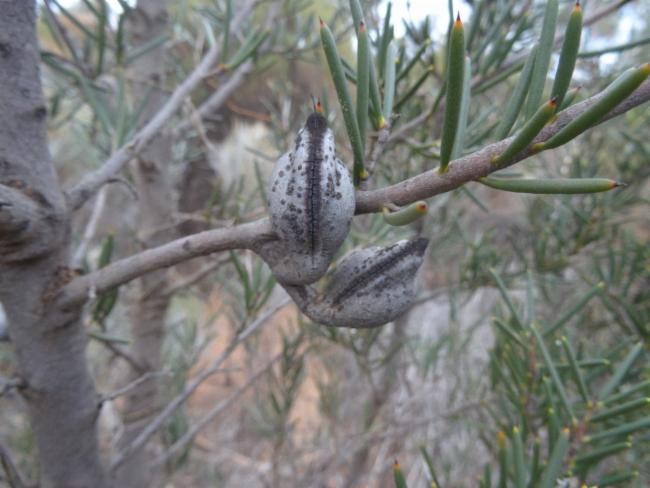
[28, 0, 650, 486]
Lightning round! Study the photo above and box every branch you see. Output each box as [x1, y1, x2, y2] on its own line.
[160, 255, 231, 298]
[173, 60, 254, 135]
[101, 370, 171, 403]
[65, 0, 255, 211]
[110, 297, 290, 472]
[0, 440, 29, 488]
[0, 184, 64, 263]
[152, 352, 282, 468]
[56, 218, 274, 309]
[355, 78, 650, 214]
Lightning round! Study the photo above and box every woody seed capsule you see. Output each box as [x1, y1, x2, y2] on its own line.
[266, 112, 355, 285]
[312, 238, 429, 327]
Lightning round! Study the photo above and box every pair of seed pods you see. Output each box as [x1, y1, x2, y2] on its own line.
[260, 111, 427, 328]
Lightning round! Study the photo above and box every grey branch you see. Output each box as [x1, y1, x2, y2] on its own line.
[355, 79, 650, 214]
[110, 298, 290, 472]
[0, 440, 29, 488]
[56, 79, 650, 310]
[153, 352, 283, 467]
[57, 218, 275, 309]
[173, 60, 254, 135]
[101, 370, 171, 403]
[0, 184, 65, 262]
[65, 0, 255, 211]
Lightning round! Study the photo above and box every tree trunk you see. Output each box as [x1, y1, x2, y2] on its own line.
[113, 1, 175, 486]
[0, 2, 108, 487]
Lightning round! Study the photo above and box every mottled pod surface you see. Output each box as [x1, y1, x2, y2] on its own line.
[266, 112, 355, 285]
[313, 238, 429, 327]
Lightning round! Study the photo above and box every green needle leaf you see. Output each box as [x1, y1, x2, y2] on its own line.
[586, 417, 650, 443]
[382, 201, 428, 226]
[543, 282, 604, 336]
[532, 325, 576, 422]
[393, 460, 408, 488]
[383, 42, 397, 122]
[597, 342, 644, 400]
[357, 21, 370, 154]
[591, 397, 650, 422]
[439, 13, 465, 173]
[551, 2, 582, 107]
[479, 177, 623, 194]
[494, 46, 537, 140]
[512, 426, 527, 488]
[574, 441, 631, 465]
[537, 63, 650, 151]
[320, 18, 365, 185]
[492, 98, 557, 166]
[539, 428, 570, 488]
[451, 56, 472, 161]
[560, 336, 589, 403]
[525, 0, 558, 119]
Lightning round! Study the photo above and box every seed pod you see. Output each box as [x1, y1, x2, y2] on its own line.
[266, 111, 355, 285]
[312, 238, 428, 328]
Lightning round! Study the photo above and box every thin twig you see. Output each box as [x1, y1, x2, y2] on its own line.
[0, 440, 28, 488]
[110, 297, 290, 472]
[65, 0, 255, 211]
[173, 60, 254, 135]
[94, 337, 144, 373]
[72, 186, 108, 266]
[101, 370, 171, 403]
[153, 352, 283, 467]
[161, 255, 231, 298]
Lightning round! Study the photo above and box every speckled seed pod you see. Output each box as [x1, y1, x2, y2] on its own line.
[315, 238, 429, 328]
[267, 112, 355, 285]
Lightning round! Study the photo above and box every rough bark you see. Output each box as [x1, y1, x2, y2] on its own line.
[0, 2, 108, 487]
[113, 1, 175, 486]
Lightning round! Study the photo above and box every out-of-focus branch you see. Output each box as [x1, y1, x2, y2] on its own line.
[110, 297, 290, 472]
[57, 218, 274, 309]
[0, 440, 28, 488]
[160, 255, 231, 298]
[173, 60, 254, 135]
[153, 352, 283, 468]
[65, 0, 255, 211]
[355, 79, 650, 214]
[0, 184, 65, 262]
[101, 370, 171, 403]
[72, 186, 108, 266]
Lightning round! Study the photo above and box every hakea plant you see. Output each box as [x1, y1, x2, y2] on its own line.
[2, 0, 649, 486]
[260, 105, 429, 327]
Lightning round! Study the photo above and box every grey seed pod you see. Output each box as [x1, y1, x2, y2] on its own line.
[307, 238, 429, 328]
[266, 112, 355, 285]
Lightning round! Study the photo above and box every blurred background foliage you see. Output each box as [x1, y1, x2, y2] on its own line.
[1, 0, 648, 486]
